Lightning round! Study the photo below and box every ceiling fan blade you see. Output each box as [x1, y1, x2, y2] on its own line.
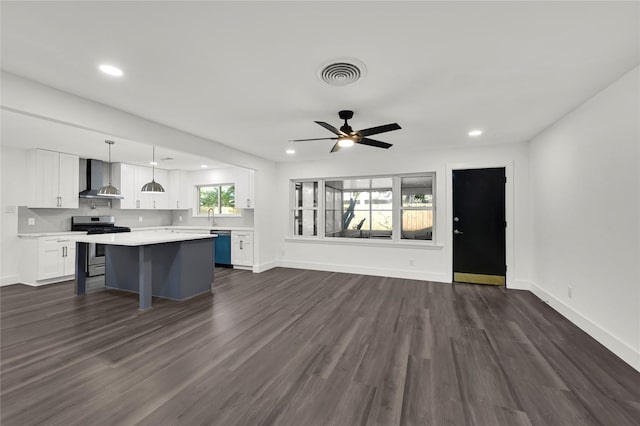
[357, 137, 393, 149]
[358, 123, 401, 137]
[330, 142, 341, 153]
[315, 121, 348, 136]
[290, 137, 338, 142]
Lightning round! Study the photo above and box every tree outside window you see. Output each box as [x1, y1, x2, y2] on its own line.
[198, 184, 239, 215]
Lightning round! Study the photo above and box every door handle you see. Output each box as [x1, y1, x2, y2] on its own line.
[453, 229, 464, 235]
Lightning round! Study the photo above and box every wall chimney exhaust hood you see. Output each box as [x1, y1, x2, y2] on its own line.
[79, 159, 124, 199]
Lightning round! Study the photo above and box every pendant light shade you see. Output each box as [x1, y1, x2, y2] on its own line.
[141, 146, 165, 193]
[97, 140, 121, 196]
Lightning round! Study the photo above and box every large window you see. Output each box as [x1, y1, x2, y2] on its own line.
[198, 184, 239, 215]
[325, 178, 393, 239]
[400, 176, 433, 240]
[291, 173, 434, 242]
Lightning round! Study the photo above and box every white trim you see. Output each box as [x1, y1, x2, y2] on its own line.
[530, 282, 640, 372]
[17, 275, 75, 287]
[284, 236, 443, 250]
[0, 275, 20, 286]
[252, 260, 278, 273]
[446, 161, 515, 286]
[278, 259, 450, 283]
[508, 279, 531, 291]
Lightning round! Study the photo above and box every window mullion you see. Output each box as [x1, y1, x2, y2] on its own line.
[392, 176, 400, 242]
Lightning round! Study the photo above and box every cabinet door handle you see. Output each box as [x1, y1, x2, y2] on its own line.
[153, 200, 156, 209]
[239, 240, 243, 250]
[247, 198, 251, 207]
[62, 246, 66, 257]
[176, 201, 179, 209]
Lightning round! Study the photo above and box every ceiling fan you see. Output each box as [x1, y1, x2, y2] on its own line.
[290, 110, 401, 153]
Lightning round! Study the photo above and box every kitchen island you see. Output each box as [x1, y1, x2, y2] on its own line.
[73, 231, 215, 310]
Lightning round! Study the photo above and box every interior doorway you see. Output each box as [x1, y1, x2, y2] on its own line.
[452, 167, 506, 285]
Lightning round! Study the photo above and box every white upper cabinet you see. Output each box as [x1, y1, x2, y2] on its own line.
[112, 163, 137, 209]
[169, 170, 190, 210]
[27, 149, 79, 208]
[112, 163, 170, 210]
[151, 169, 169, 210]
[235, 168, 255, 209]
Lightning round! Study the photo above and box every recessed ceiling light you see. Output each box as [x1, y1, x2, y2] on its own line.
[149, 161, 158, 166]
[286, 149, 296, 155]
[338, 138, 354, 148]
[468, 129, 483, 137]
[201, 165, 208, 168]
[99, 64, 123, 77]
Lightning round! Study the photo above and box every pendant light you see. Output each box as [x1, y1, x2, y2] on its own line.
[141, 145, 165, 193]
[97, 140, 121, 196]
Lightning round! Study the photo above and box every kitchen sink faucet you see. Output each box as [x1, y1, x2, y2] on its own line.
[207, 208, 217, 226]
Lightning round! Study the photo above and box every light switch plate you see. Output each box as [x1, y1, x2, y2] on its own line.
[138, 216, 143, 222]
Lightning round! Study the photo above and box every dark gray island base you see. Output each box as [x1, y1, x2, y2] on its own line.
[75, 233, 214, 310]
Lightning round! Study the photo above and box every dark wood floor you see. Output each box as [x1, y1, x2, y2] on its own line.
[1, 268, 639, 426]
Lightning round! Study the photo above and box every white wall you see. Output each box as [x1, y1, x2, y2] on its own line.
[529, 66, 640, 371]
[274, 142, 532, 288]
[0, 147, 28, 285]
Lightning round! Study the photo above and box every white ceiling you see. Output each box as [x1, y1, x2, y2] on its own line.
[0, 109, 229, 171]
[1, 1, 638, 163]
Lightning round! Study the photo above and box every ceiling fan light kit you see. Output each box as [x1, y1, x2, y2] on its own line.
[291, 110, 401, 153]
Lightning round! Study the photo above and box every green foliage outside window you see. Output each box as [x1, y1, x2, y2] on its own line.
[199, 184, 239, 215]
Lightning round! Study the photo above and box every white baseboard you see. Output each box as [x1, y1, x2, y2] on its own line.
[530, 282, 640, 372]
[508, 279, 531, 290]
[0, 275, 20, 286]
[278, 260, 450, 283]
[252, 260, 278, 273]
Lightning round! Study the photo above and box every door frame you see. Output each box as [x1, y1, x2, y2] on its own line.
[446, 161, 517, 289]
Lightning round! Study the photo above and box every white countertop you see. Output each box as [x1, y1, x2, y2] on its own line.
[18, 231, 88, 238]
[17, 226, 253, 238]
[131, 226, 254, 232]
[70, 231, 214, 246]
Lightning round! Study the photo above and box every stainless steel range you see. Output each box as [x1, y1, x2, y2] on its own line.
[71, 216, 131, 276]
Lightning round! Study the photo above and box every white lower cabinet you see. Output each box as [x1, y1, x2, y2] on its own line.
[21, 236, 77, 285]
[231, 231, 253, 268]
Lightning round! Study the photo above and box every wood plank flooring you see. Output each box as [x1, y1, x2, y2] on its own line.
[1, 267, 639, 426]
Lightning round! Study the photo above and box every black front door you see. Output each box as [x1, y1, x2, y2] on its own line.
[452, 168, 506, 285]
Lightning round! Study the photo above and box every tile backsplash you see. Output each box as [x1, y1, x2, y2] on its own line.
[17, 202, 172, 233]
[17, 203, 254, 234]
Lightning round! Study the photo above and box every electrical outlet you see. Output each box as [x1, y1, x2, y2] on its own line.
[178, 215, 183, 222]
[28, 218, 36, 226]
[5, 205, 16, 214]
[138, 216, 143, 222]
[568, 286, 573, 299]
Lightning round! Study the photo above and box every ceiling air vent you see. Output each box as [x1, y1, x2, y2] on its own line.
[318, 58, 366, 87]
